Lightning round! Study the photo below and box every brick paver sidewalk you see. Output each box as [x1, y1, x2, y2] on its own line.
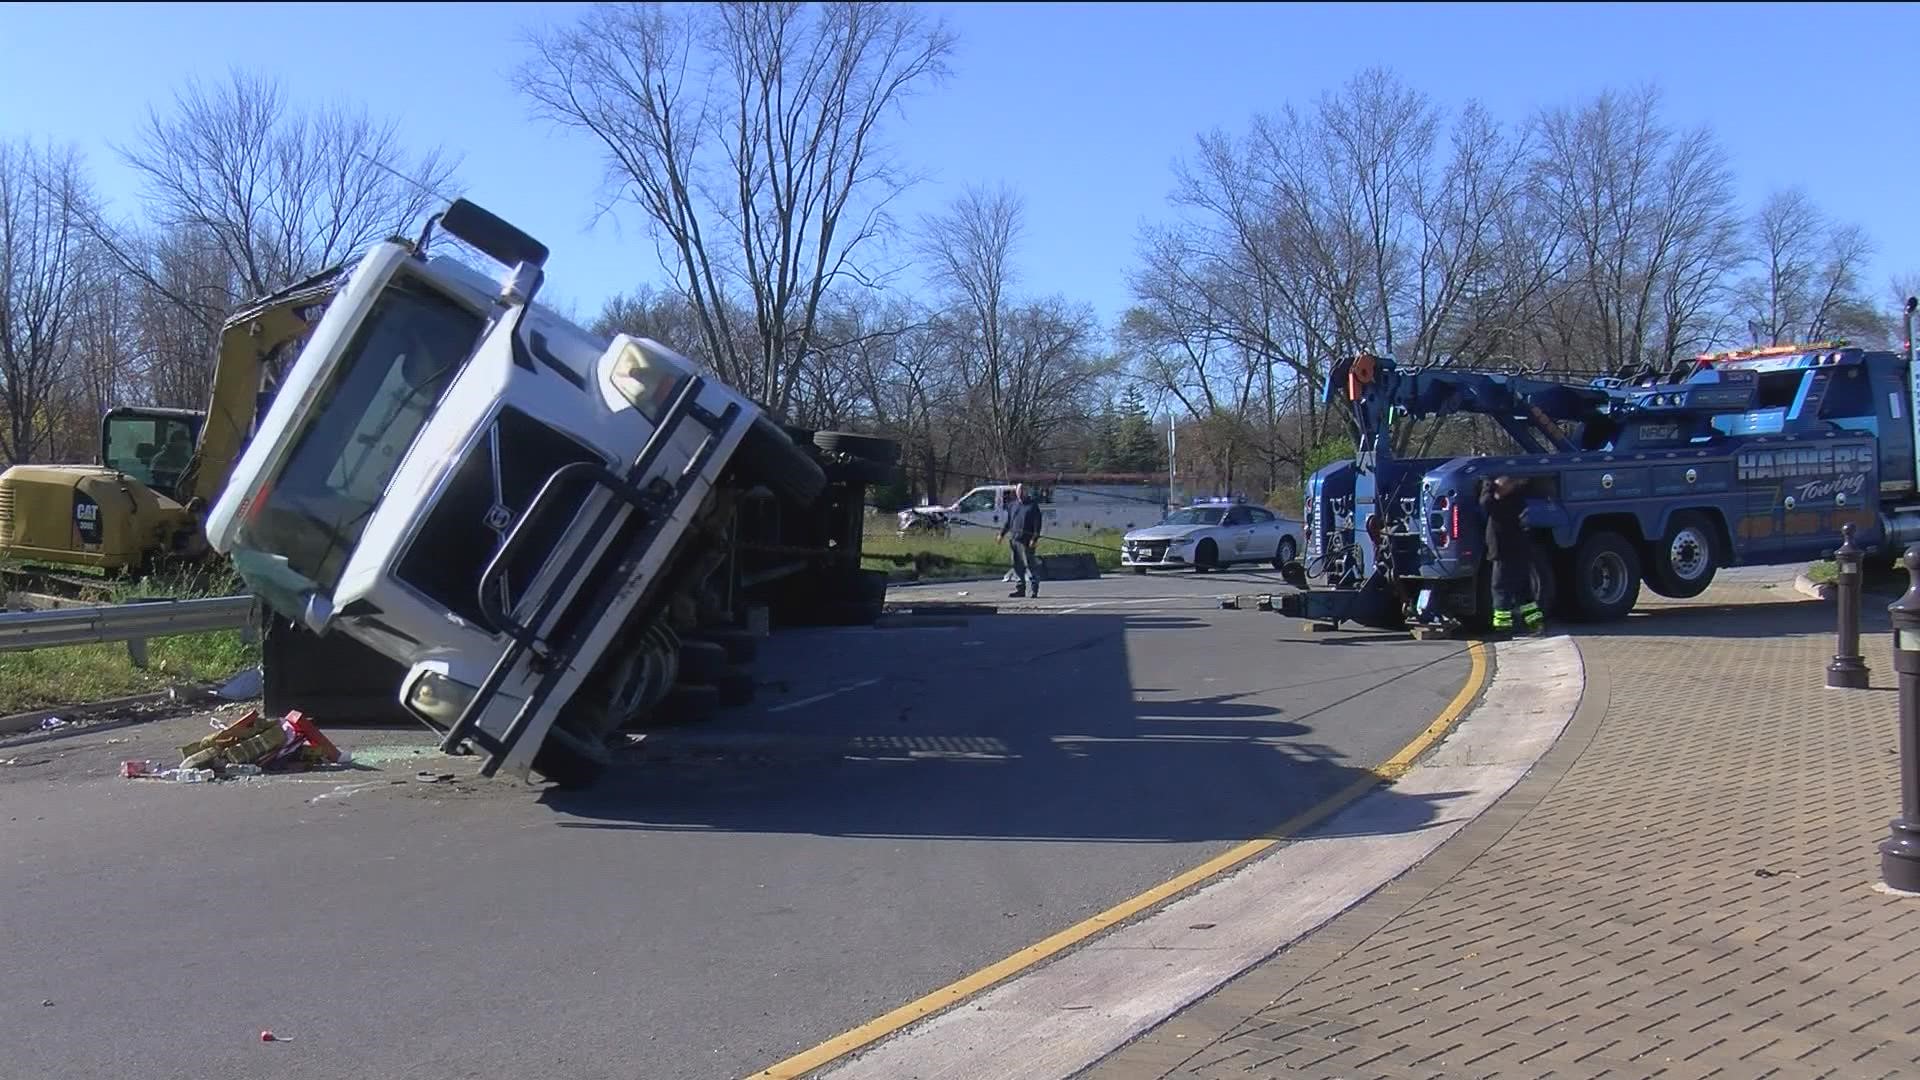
[1085, 580, 1920, 1080]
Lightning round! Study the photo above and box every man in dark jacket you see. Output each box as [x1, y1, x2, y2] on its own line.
[1480, 475, 1544, 635]
[1000, 484, 1044, 598]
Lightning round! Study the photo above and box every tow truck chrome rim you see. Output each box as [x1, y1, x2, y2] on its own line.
[1587, 551, 1630, 606]
[1668, 526, 1710, 580]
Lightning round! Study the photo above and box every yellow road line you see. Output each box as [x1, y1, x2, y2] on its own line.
[749, 641, 1490, 1080]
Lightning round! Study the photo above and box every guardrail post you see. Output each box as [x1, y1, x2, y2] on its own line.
[126, 636, 149, 670]
[1882, 546, 1920, 893]
[1828, 522, 1870, 689]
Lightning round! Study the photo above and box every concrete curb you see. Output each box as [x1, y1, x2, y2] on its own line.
[1794, 572, 1834, 601]
[818, 636, 1586, 1080]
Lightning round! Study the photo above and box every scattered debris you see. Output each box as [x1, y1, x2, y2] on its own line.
[414, 771, 455, 784]
[38, 717, 65, 731]
[122, 710, 344, 783]
[216, 668, 263, 701]
[1, 756, 47, 767]
[41, 999, 52, 1008]
[260, 1030, 290, 1043]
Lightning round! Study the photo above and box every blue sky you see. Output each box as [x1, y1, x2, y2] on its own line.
[4, 1, 1916, 329]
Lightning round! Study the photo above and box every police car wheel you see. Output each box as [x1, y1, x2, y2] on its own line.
[1273, 537, 1298, 568]
[1193, 539, 1219, 572]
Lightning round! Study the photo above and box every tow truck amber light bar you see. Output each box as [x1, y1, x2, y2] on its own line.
[1696, 340, 1851, 364]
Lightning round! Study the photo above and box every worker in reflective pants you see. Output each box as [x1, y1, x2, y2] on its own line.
[1480, 475, 1545, 636]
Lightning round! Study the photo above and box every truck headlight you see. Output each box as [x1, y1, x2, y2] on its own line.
[406, 670, 478, 726]
[609, 340, 692, 422]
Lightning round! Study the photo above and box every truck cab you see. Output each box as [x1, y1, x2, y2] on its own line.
[206, 199, 824, 784]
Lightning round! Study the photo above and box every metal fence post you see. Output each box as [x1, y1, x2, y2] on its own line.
[1881, 546, 1920, 893]
[1827, 522, 1870, 689]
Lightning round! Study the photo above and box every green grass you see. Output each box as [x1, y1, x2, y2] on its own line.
[1803, 557, 1911, 597]
[0, 562, 259, 715]
[861, 527, 1126, 580]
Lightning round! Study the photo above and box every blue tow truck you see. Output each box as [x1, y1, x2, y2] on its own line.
[1281, 301, 1920, 632]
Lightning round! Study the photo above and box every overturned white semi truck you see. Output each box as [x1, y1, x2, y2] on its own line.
[208, 199, 848, 786]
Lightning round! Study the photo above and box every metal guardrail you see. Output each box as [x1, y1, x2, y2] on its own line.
[0, 595, 258, 668]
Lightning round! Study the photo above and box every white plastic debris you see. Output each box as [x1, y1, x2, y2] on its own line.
[38, 717, 66, 730]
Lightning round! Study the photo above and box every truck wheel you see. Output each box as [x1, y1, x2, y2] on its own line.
[1193, 540, 1219, 573]
[1565, 531, 1642, 621]
[1273, 536, 1298, 568]
[677, 640, 728, 684]
[652, 683, 721, 727]
[689, 628, 759, 665]
[811, 431, 901, 465]
[1646, 511, 1719, 599]
[737, 415, 828, 505]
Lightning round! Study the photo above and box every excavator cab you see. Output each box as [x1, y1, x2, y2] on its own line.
[101, 407, 206, 503]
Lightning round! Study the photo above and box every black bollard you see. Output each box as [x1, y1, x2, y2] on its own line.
[1880, 546, 1920, 893]
[1827, 522, 1870, 689]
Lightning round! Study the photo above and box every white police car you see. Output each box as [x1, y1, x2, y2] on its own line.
[1121, 497, 1304, 573]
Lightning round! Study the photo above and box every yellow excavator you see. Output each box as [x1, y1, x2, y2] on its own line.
[0, 266, 346, 576]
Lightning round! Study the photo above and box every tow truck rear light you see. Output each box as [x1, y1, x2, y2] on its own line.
[1450, 503, 1459, 540]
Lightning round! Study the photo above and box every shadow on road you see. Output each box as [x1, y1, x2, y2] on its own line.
[1577, 596, 1875, 640]
[539, 610, 1473, 846]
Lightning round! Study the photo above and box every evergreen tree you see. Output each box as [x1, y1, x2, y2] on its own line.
[1115, 385, 1163, 472]
[1085, 402, 1121, 472]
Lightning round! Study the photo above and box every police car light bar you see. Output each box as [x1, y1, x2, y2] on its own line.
[1194, 496, 1247, 506]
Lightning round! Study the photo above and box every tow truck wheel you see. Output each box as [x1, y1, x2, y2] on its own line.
[1566, 530, 1642, 621]
[1193, 540, 1219, 573]
[1646, 512, 1719, 599]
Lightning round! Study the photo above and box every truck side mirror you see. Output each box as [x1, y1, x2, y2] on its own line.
[440, 199, 550, 272]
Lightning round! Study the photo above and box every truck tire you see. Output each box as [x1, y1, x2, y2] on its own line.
[677, 639, 728, 683]
[655, 683, 721, 727]
[1564, 530, 1642, 622]
[1193, 539, 1220, 573]
[812, 430, 901, 465]
[1646, 511, 1720, 599]
[689, 628, 759, 665]
[737, 415, 828, 505]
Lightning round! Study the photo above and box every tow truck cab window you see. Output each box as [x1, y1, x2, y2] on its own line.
[954, 489, 996, 513]
[1755, 370, 1806, 410]
[1818, 367, 1874, 420]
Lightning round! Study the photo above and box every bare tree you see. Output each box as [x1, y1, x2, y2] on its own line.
[518, 1, 955, 418]
[106, 69, 456, 332]
[1533, 86, 1744, 373]
[0, 139, 96, 464]
[920, 184, 1109, 475]
[1740, 188, 1880, 346]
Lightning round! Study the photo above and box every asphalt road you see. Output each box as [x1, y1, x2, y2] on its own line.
[0, 568, 1471, 1080]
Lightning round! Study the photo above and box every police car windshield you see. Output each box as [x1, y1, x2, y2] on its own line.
[1164, 507, 1227, 526]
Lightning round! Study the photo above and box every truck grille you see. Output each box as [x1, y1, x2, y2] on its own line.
[395, 407, 603, 632]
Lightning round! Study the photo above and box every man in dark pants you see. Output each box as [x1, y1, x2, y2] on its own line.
[1001, 484, 1044, 598]
[1480, 475, 1545, 635]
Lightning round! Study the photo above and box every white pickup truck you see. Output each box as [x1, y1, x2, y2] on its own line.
[207, 199, 827, 786]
